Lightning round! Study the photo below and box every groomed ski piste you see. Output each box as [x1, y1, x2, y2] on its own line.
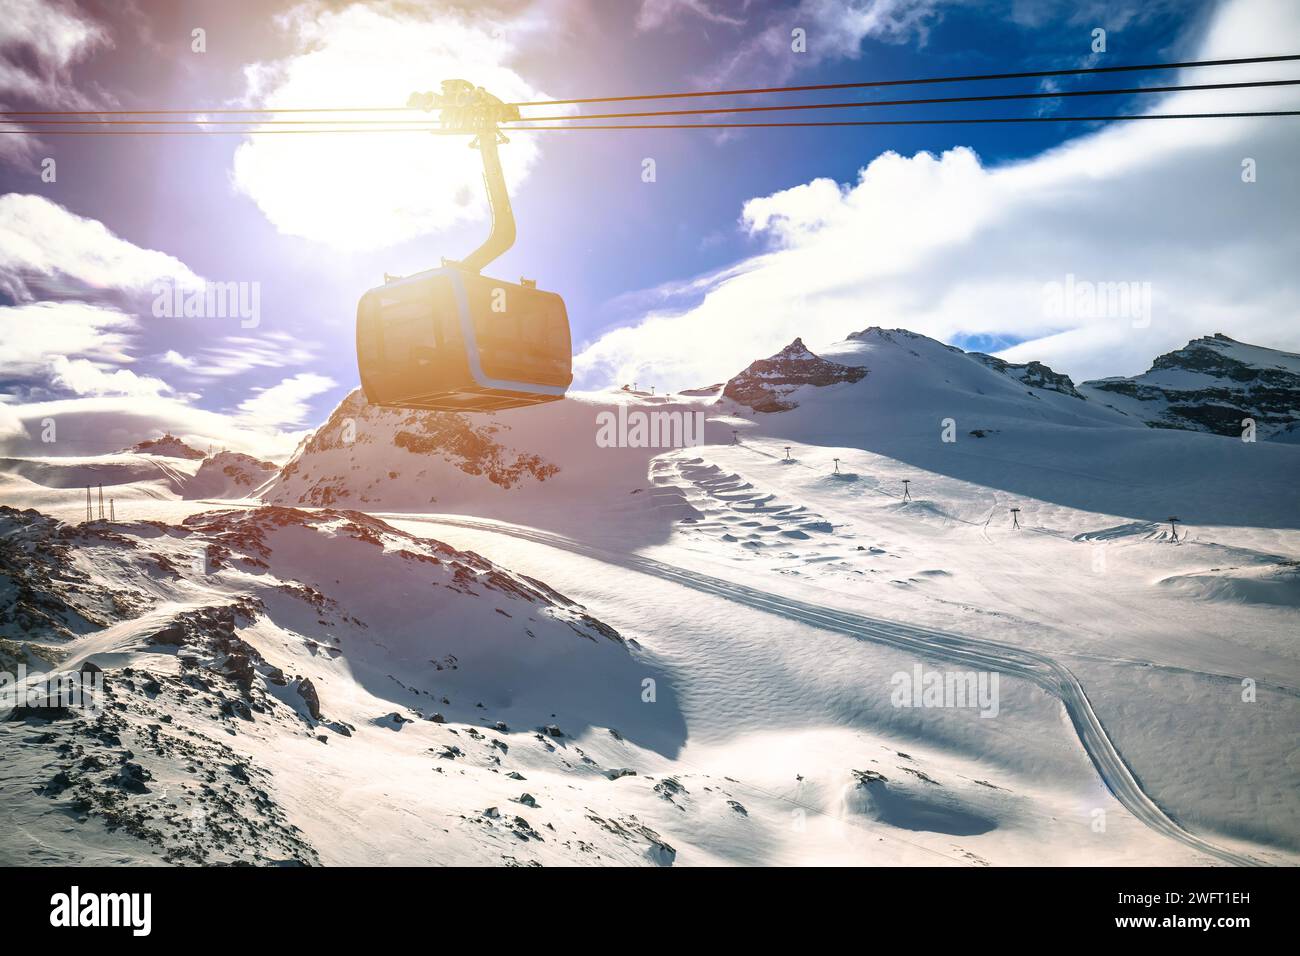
[2, 328, 1297, 866]
[385, 510, 1264, 867]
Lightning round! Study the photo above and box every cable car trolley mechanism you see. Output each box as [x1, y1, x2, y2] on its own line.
[356, 80, 572, 412]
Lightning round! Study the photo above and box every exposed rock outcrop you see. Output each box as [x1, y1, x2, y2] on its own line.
[722, 338, 867, 412]
[1082, 333, 1300, 440]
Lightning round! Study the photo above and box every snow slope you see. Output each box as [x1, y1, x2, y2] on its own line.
[388, 512, 1267, 865]
[0, 505, 696, 865]
[745, 328, 1300, 528]
[4, 326, 1296, 866]
[3, 502, 1215, 867]
[266, 325, 1300, 858]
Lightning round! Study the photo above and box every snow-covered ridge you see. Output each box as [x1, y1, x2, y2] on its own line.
[183, 451, 278, 500]
[258, 325, 1297, 524]
[123, 433, 205, 460]
[1, 504, 685, 865]
[730, 325, 1298, 445]
[0, 441, 275, 509]
[263, 386, 732, 526]
[1082, 333, 1300, 440]
[847, 326, 964, 350]
[0, 507, 137, 647]
[272, 388, 561, 508]
[0, 504, 625, 652]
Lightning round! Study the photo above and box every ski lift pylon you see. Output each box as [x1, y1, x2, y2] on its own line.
[356, 80, 572, 412]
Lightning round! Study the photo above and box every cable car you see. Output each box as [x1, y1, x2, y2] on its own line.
[357, 81, 572, 412]
[357, 268, 571, 411]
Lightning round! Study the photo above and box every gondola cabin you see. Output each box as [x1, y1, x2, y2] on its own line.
[356, 267, 572, 412]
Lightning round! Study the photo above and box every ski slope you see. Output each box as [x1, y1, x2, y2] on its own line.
[385, 511, 1264, 866]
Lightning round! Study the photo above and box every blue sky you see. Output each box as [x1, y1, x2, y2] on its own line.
[1, 0, 1297, 457]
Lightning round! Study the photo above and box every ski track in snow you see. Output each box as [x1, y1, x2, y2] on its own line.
[133, 454, 189, 495]
[388, 512, 1264, 867]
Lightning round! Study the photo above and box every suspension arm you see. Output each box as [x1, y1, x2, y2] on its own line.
[409, 80, 521, 274]
[460, 130, 516, 274]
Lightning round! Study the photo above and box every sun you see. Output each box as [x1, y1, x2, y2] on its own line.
[230, 4, 551, 252]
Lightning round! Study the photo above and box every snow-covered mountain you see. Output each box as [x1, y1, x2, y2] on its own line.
[0, 444, 273, 513]
[258, 326, 1299, 530]
[721, 337, 867, 412]
[265, 326, 1119, 518]
[705, 326, 1298, 528]
[183, 451, 278, 500]
[1080, 333, 1300, 441]
[275, 387, 562, 507]
[0, 504, 692, 865]
[124, 434, 206, 459]
[726, 327, 1300, 443]
[5, 324, 1297, 867]
[264, 386, 732, 536]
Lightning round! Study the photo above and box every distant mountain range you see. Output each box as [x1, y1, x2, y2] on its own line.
[255, 326, 1297, 529]
[1080, 333, 1300, 441]
[720, 328, 1298, 443]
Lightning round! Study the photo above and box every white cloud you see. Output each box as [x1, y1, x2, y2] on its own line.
[0, 198, 325, 460]
[0, 301, 138, 373]
[237, 372, 337, 428]
[699, 0, 948, 86]
[1005, 0, 1183, 30]
[648, 1, 1189, 87]
[0, 0, 107, 106]
[575, 0, 1300, 389]
[0, 395, 307, 462]
[0, 126, 42, 169]
[180, 332, 320, 380]
[0, 402, 27, 441]
[0, 0, 110, 168]
[50, 356, 172, 398]
[636, 0, 745, 31]
[158, 349, 196, 369]
[0, 194, 201, 301]
[230, 1, 569, 251]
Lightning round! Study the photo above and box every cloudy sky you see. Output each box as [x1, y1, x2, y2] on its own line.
[1, 0, 1297, 457]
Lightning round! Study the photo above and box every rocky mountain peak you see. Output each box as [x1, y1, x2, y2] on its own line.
[1083, 334, 1300, 440]
[126, 433, 205, 460]
[774, 337, 815, 359]
[970, 354, 1084, 400]
[722, 338, 867, 413]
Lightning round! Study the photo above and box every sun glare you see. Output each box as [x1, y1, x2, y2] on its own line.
[231, 5, 549, 252]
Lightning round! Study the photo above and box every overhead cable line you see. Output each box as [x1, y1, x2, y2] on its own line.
[0, 127, 454, 135]
[4, 110, 1297, 135]
[9, 77, 1298, 128]
[0, 106, 414, 117]
[511, 52, 1300, 105]
[2, 52, 1297, 117]
[516, 78, 1300, 122]
[502, 110, 1300, 130]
